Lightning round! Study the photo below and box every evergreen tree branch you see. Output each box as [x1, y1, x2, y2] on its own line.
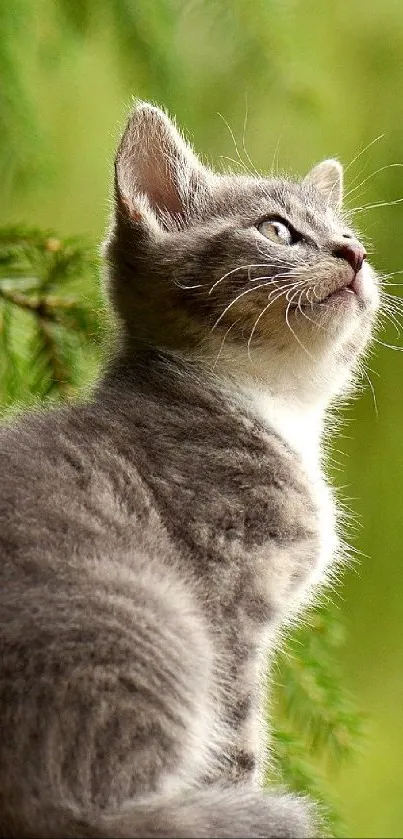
[0, 226, 104, 405]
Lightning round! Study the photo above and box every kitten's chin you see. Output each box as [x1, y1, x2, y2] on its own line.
[203, 263, 378, 408]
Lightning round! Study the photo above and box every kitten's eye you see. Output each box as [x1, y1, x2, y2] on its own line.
[257, 219, 293, 245]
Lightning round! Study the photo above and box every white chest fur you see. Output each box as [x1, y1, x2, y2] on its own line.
[240, 385, 338, 590]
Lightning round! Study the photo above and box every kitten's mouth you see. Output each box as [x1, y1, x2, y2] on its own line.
[319, 276, 360, 304]
[297, 269, 368, 309]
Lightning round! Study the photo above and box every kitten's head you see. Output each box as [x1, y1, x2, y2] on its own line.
[104, 103, 379, 405]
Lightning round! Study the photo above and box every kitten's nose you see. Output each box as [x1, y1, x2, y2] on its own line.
[333, 241, 367, 273]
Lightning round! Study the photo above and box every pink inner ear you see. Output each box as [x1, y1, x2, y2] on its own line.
[139, 155, 184, 217]
[118, 193, 142, 222]
[115, 104, 207, 222]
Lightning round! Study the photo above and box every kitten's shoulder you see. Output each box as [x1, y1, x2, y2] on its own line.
[0, 396, 132, 517]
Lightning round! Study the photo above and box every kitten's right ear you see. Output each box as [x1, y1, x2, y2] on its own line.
[115, 102, 210, 230]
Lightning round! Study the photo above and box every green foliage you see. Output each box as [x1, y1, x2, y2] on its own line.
[0, 227, 103, 407]
[269, 607, 365, 835]
[0, 1, 43, 189]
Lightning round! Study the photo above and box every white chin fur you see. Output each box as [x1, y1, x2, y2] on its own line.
[211, 259, 378, 412]
[358, 261, 380, 310]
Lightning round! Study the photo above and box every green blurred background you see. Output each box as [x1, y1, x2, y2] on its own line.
[2, 1, 403, 835]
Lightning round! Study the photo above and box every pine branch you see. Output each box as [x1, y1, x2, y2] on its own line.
[268, 605, 364, 837]
[0, 226, 104, 406]
[277, 607, 364, 763]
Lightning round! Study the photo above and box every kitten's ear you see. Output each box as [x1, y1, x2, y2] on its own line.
[303, 159, 343, 210]
[115, 102, 209, 228]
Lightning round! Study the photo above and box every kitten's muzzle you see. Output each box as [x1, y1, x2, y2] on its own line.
[294, 260, 374, 309]
[311, 268, 366, 306]
[332, 240, 367, 274]
[292, 240, 369, 308]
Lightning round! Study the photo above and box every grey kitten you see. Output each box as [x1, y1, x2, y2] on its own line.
[0, 103, 379, 838]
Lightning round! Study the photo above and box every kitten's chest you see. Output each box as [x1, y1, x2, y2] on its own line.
[145, 415, 334, 625]
[303, 459, 337, 587]
[239, 389, 338, 593]
[204, 457, 334, 627]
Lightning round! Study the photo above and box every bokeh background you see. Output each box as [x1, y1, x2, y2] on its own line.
[2, 1, 403, 836]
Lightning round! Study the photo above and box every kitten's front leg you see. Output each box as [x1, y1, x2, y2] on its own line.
[225, 683, 265, 785]
[208, 659, 265, 786]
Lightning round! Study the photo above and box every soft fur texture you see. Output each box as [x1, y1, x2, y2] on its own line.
[0, 102, 379, 838]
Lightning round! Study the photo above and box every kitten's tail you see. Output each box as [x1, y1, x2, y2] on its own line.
[3, 785, 317, 838]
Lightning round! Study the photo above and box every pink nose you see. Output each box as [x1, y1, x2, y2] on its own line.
[333, 241, 367, 273]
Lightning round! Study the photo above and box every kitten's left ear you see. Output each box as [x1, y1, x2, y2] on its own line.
[115, 102, 211, 228]
[303, 159, 343, 210]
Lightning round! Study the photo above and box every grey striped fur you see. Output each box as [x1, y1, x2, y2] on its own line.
[0, 103, 379, 837]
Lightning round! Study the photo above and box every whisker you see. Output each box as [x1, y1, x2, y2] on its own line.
[366, 363, 380, 379]
[216, 112, 256, 178]
[219, 155, 251, 175]
[285, 287, 316, 361]
[270, 131, 283, 177]
[379, 268, 403, 279]
[209, 264, 268, 295]
[172, 280, 205, 290]
[381, 297, 403, 316]
[382, 312, 402, 335]
[295, 288, 323, 330]
[211, 318, 241, 370]
[380, 302, 403, 315]
[379, 290, 403, 304]
[210, 274, 292, 332]
[380, 290, 403, 305]
[285, 279, 308, 303]
[344, 163, 372, 200]
[380, 297, 403, 314]
[373, 337, 403, 352]
[208, 262, 296, 295]
[344, 133, 386, 174]
[379, 301, 403, 321]
[242, 96, 261, 178]
[362, 369, 379, 420]
[247, 284, 301, 359]
[345, 163, 403, 200]
[351, 197, 403, 212]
